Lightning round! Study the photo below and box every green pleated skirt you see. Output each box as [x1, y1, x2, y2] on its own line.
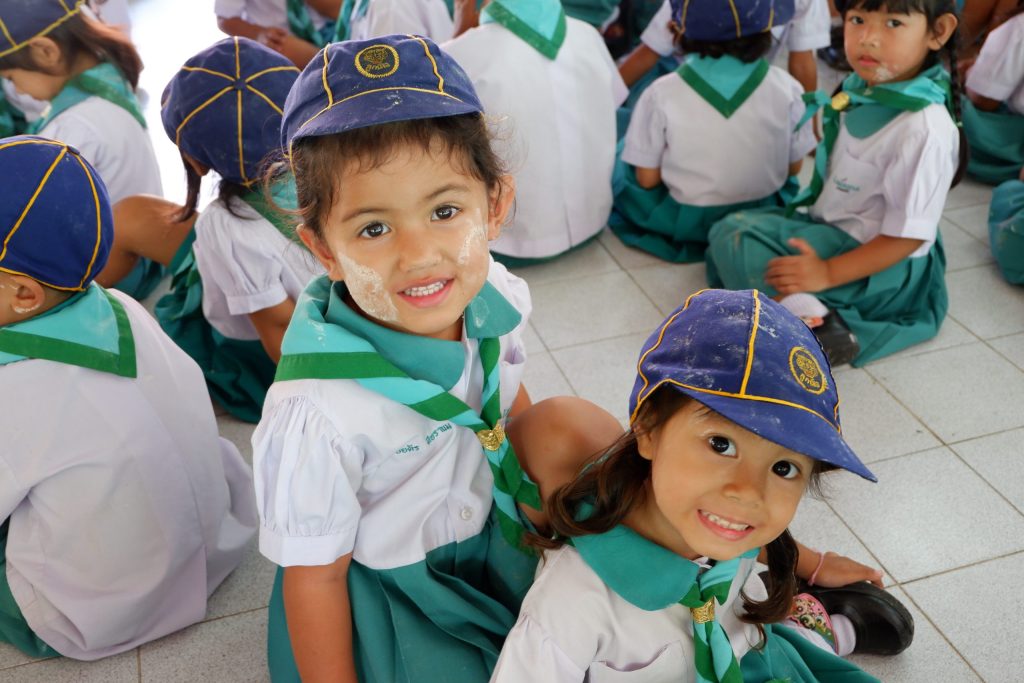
[154, 235, 276, 423]
[610, 148, 795, 263]
[267, 508, 537, 683]
[111, 257, 166, 301]
[0, 521, 60, 658]
[706, 208, 948, 366]
[740, 624, 880, 682]
[989, 179, 1024, 285]
[962, 98, 1024, 186]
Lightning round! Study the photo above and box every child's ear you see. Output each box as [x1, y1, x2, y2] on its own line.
[927, 13, 958, 51]
[26, 37, 63, 70]
[636, 429, 656, 461]
[297, 224, 345, 282]
[6, 275, 46, 317]
[485, 174, 516, 241]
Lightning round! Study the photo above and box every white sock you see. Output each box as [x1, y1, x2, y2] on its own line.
[778, 293, 829, 320]
[831, 614, 857, 657]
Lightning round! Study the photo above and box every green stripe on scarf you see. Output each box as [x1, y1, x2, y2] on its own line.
[480, 0, 567, 60]
[29, 62, 145, 134]
[788, 64, 953, 213]
[678, 56, 770, 119]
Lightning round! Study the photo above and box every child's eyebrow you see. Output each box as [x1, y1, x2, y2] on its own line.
[425, 183, 472, 200]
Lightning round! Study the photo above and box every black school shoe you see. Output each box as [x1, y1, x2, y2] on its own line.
[814, 312, 860, 367]
[817, 25, 852, 72]
[800, 581, 915, 656]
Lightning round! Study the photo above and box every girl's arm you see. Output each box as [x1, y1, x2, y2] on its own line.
[217, 15, 276, 41]
[634, 166, 662, 189]
[764, 234, 924, 294]
[305, 0, 342, 20]
[966, 86, 1003, 112]
[618, 44, 662, 88]
[249, 298, 296, 363]
[283, 554, 358, 683]
[757, 540, 884, 587]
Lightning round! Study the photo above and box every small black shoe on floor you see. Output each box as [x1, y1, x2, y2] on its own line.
[814, 312, 860, 367]
[801, 581, 915, 656]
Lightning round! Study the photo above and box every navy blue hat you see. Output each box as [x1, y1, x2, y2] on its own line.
[671, 0, 795, 41]
[0, 135, 112, 291]
[282, 34, 483, 150]
[161, 37, 299, 186]
[0, 0, 85, 59]
[629, 289, 875, 481]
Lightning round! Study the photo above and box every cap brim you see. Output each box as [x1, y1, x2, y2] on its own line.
[289, 88, 481, 145]
[676, 387, 877, 482]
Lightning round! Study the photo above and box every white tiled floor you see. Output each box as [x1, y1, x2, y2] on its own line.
[2, 1, 1022, 680]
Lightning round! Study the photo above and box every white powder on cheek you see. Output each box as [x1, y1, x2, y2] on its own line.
[335, 251, 399, 323]
[457, 221, 489, 266]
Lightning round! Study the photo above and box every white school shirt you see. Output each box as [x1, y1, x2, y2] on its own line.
[214, 0, 331, 31]
[254, 261, 529, 569]
[622, 66, 816, 206]
[39, 97, 162, 204]
[966, 14, 1024, 115]
[0, 291, 257, 660]
[443, 19, 628, 259]
[348, 0, 454, 42]
[193, 198, 325, 342]
[641, 0, 828, 60]
[810, 104, 958, 258]
[490, 546, 766, 682]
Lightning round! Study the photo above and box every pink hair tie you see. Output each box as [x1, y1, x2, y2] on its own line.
[808, 551, 827, 587]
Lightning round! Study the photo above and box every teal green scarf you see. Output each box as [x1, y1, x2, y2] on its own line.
[276, 276, 541, 550]
[241, 174, 307, 248]
[0, 284, 136, 377]
[28, 61, 145, 134]
[677, 54, 770, 118]
[332, 0, 371, 42]
[286, 0, 337, 47]
[573, 524, 760, 683]
[789, 64, 954, 211]
[480, 0, 567, 60]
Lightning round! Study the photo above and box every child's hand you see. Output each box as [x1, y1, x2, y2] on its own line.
[264, 32, 319, 68]
[813, 551, 885, 588]
[258, 27, 289, 48]
[765, 238, 831, 294]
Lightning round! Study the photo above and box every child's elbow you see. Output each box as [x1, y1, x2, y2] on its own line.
[634, 167, 662, 189]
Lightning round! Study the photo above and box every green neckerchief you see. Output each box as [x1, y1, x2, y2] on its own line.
[28, 62, 145, 134]
[788, 63, 953, 212]
[286, 0, 336, 47]
[241, 175, 307, 248]
[333, 0, 371, 42]
[560, 0, 618, 28]
[276, 275, 541, 549]
[574, 526, 760, 683]
[0, 283, 136, 377]
[0, 89, 28, 137]
[677, 55, 770, 119]
[480, 0, 567, 60]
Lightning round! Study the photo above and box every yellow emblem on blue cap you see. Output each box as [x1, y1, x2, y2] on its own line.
[355, 45, 399, 79]
[789, 347, 827, 395]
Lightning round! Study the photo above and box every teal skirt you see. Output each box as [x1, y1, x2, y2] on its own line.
[154, 235, 276, 423]
[706, 208, 948, 366]
[740, 624, 879, 682]
[0, 521, 60, 659]
[111, 256, 166, 301]
[962, 98, 1024, 185]
[610, 149, 794, 263]
[989, 179, 1024, 285]
[267, 508, 538, 683]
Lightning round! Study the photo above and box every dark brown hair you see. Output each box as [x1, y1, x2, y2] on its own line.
[175, 154, 256, 223]
[288, 113, 507, 240]
[0, 12, 142, 89]
[677, 32, 773, 63]
[528, 388, 835, 640]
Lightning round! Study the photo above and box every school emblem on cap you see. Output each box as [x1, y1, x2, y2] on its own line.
[789, 346, 827, 395]
[355, 45, 399, 79]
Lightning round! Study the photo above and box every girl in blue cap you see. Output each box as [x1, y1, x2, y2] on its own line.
[0, 136, 256, 661]
[707, 0, 964, 367]
[962, 5, 1024, 184]
[139, 37, 323, 424]
[492, 289, 904, 682]
[0, 0, 164, 299]
[610, 0, 818, 263]
[252, 33, 623, 682]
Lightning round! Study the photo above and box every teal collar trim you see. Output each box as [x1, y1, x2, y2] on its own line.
[242, 174, 306, 248]
[0, 284, 136, 376]
[29, 62, 145, 134]
[481, 0, 567, 60]
[842, 63, 952, 139]
[678, 55, 770, 119]
[279, 274, 521, 389]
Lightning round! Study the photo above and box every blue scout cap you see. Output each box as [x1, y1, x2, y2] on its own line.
[161, 37, 299, 186]
[629, 289, 875, 481]
[671, 0, 795, 41]
[282, 34, 483, 150]
[0, 135, 112, 291]
[0, 0, 85, 59]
